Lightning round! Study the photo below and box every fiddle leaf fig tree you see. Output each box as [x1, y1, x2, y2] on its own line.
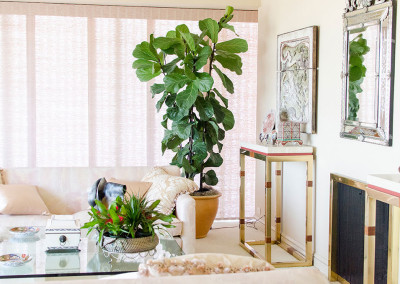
[132, 6, 247, 191]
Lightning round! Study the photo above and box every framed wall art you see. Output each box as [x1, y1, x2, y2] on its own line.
[277, 26, 318, 134]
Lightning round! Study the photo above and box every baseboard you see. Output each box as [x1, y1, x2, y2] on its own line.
[313, 253, 328, 276]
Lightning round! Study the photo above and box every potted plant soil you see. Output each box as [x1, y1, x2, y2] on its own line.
[132, 6, 247, 238]
[82, 195, 174, 253]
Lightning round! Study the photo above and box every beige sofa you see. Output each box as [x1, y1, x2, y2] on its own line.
[0, 166, 196, 254]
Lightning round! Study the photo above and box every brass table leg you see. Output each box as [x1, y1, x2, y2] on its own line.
[240, 153, 246, 245]
[265, 160, 272, 263]
[275, 162, 282, 243]
[305, 156, 314, 265]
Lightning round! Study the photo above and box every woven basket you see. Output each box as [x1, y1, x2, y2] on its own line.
[101, 234, 159, 253]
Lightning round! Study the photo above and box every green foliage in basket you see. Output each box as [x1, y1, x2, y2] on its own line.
[81, 195, 174, 243]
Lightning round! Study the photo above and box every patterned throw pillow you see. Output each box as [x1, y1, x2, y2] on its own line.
[139, 253, 275, 277]
[142, 167, 198, 215]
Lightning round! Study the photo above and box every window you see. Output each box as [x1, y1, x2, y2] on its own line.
[0, 2, 257, 218]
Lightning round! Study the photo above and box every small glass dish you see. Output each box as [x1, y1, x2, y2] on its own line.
[9, 226, 40, 237]
[0, 254, 32, 267]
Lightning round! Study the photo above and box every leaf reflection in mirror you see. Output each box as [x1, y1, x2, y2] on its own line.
[348, 33, 370, 121]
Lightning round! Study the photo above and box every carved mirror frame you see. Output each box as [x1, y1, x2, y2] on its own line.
[341, 0, 395, 146]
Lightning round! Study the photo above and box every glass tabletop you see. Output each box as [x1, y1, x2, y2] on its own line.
[0, 226, 183, 278]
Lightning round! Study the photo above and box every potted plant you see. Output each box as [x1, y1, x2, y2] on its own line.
[82, 195, 174, 253]
[132, 6, 247, 238]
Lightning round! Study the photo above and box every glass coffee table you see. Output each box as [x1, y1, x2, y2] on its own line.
[0, 226, 183, 279]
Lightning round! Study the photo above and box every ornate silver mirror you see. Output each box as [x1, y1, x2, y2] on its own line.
[341, 0, 395, 146]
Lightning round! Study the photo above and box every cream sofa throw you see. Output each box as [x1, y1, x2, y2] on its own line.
[142, 167, 198, 215]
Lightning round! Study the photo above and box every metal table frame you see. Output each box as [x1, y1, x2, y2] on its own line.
[239, 143, 314, 267]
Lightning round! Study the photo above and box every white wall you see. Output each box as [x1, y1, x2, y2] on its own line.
[257, 0, 400, 274]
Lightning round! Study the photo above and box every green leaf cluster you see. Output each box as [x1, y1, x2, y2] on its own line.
[348, 34, 370, 121]
[81, 195, 174, 244]
[132, 6, 247, 190]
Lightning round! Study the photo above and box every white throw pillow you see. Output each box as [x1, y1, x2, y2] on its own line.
[139, 253, 275, 277]
[0, 184, 50, 215]
[142, 167, 198, 215]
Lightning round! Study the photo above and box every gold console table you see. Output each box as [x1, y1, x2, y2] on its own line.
[239, 142, 314, 267]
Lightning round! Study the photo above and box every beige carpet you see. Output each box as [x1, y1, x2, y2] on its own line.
[195, 220, 298, 263]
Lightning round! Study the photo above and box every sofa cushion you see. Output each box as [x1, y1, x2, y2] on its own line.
[142, 167, 198, 215]
[0, 184, 50, 215]
[139, 253, 274, 277]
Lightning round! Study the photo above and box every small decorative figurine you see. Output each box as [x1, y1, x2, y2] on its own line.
[259, 111, 276, 145]
[277, 110, 303, 146]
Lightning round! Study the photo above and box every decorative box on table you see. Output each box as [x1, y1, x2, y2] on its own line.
[45, 215, 81, 251]
[277, 121, 303, 146]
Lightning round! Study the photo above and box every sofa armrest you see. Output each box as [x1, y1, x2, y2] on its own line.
[175, 194, 196, 254]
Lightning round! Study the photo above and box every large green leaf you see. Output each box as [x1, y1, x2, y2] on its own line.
[184, 64, 197, 80]
[213, 65, 234, 94]
[181, 33, 196, 52]
[213, 88, 228, 107]
[192, 141, 207, 162]
[172, 119, 192, 140]
[165, 94, 177, 107]
[162, 132, 184, 150]
[222, 107, 235, 130]
[136, 65, 162, 82]
[215, 50, 243, 75]
[150, 83, 165, 98]
[164, 74, 189, 93]
[218, 128, 225, 141]
[161, 115, 168, 129]
[156, 92, 168, 112]
[225, 6, 234, 17]
[204, 170, 218, 186]
[132, 41, 159, 62]
[166, 106, 187, 121]
[205, 121, 219, 144]
[220, 22, 238, 35]
[182, 158, 196, 174]
[176, 24, 190, 36]
[163, 57, 181, 74]
[204, 152, 223, 168]
[216, 38, 248, 53]
[153, 37, 182, 50]
[176, 145, 190, 164]
[176, 81, 199, 110]
[196, 72, 214, 92]
[132, 59, 154, 69]
[195, 97, 214, 121]
[210, 97, 225, 123]
[195, 46, 212, 71]
[199, 18, 219, 43]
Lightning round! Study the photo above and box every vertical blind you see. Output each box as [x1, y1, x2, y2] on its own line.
[0, 2, 257, 218]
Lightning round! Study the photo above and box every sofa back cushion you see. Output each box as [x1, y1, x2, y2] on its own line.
[2, 166, 179, 214]
[0, 184, 50, 215]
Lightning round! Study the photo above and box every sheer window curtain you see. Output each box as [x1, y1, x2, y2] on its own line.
[0, 3, 257, 218]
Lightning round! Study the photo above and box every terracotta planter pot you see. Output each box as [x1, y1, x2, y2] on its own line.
[191, 193, 222, 239]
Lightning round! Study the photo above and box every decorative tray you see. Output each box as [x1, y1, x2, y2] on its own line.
[0, 254, 32, 266]
[9, 226, 40, 237]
